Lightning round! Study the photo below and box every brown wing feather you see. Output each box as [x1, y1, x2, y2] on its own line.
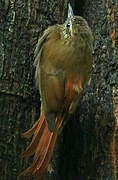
[35, 25, 65, 130]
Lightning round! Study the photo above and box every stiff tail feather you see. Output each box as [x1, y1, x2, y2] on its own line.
[20, 113, 63, 179]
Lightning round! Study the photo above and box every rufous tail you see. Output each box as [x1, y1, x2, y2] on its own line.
[20, 113, 63, 179]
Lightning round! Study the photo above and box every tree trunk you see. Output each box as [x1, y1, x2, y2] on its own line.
[0, 0, 118, 180]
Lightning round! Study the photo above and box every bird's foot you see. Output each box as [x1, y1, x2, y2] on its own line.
[47, 163, 54, 174]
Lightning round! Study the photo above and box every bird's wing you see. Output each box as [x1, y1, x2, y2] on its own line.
[34, 25, 60, 89]
[34, 25, 59, 67]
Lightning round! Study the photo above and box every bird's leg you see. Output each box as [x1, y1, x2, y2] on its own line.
[47, 163, 54, 174]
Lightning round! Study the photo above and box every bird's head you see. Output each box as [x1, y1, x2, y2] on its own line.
[64, 3, 89, 37]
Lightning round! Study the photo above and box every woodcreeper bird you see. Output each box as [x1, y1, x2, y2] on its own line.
[20, 4, 93, 179]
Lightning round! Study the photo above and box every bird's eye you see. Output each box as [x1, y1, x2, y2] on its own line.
[66, 23, 70, 28]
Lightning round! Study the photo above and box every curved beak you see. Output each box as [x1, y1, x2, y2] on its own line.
[68, 3, 74, 19]
[65, 3, 74, 36]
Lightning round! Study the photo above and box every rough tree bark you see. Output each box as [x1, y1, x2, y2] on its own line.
[0, 0, 118, 180]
